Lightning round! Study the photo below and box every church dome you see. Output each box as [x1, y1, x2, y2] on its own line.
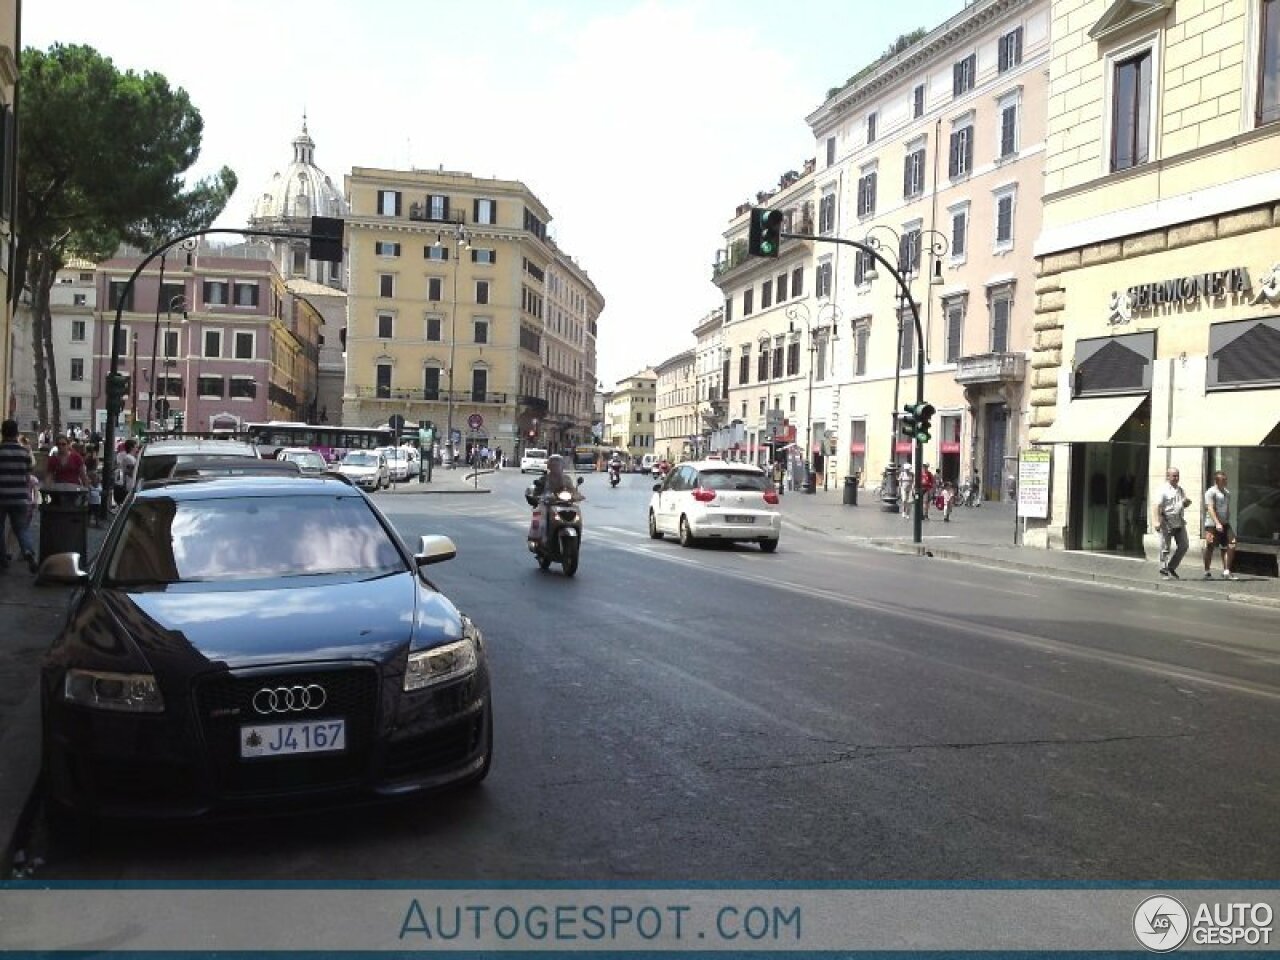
[249, 118, 347, 224]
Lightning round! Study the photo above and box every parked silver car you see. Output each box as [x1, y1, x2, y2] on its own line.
[338, 450, 389, 490]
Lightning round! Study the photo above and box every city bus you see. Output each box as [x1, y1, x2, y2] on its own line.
[572, 444, 625, 472]
[243, 422, 395, 463]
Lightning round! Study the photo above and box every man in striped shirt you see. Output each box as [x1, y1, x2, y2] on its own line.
[0, 419, 39, 573]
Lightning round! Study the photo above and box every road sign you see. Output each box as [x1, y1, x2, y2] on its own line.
[388, 414, 406, 434]
[467, 413, 484, 430]
[766, 408, 784, 431]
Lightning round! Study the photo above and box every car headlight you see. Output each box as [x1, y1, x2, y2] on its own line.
[404, 620, 480, 692]
[63, 669, 164, 713]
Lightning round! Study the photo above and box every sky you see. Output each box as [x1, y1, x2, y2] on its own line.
[25, 0, 961, 386]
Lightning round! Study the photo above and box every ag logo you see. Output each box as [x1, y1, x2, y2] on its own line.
[1133, 895, 1190, 952]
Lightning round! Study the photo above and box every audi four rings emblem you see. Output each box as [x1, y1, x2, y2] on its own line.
[252, 684, 327, 715]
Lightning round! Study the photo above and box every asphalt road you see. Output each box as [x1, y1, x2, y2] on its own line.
[24, 469, 1280, 880]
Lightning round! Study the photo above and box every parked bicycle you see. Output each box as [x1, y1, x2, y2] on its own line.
[956, 480, 981, 507]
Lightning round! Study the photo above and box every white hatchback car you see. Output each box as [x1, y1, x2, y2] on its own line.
[520, 447, 549, 474]
[648, 460, 781, 552]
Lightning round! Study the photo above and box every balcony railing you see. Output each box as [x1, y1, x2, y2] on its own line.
[954, 352, 1026, 385]
[346, 386, 511, 404]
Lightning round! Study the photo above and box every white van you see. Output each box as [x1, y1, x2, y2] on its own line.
[640, 454, 660, 475]
[520, 447, 549, 474]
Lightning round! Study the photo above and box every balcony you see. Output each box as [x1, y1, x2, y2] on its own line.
[954, 352, 1026, 386]
[518, 395, 549, 414]
[346, 386, 511, 405]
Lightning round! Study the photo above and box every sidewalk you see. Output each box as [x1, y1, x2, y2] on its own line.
[777, 484, 1280, 609]
[380, 468, 493, 494]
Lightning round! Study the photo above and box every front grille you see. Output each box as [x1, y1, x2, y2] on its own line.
[382, 716, 482, 781]
[195, 665, 380, 797]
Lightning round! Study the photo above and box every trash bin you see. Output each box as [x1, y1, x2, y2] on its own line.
[39, 483, 88, 564]
[802, 471, 817, 494]
[843, 475, 858, 506]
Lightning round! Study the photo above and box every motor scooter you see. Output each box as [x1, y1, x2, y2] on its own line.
[608, 463, 621, 488]
[526, 477, 584, 576]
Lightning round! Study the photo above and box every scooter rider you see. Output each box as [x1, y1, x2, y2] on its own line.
[608, 453, 622, 485]
[529, 455, 582, 539]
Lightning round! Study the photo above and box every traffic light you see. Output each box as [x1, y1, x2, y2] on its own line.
[901, 402, 936, 443]
[748, 207, 784, 258]
[173, 411, 184, 432]
[309, 216, 345, 263]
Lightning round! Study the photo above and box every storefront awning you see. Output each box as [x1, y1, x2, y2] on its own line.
[1038, 393, 1147, 443]
[1161, 388, 1280, 447]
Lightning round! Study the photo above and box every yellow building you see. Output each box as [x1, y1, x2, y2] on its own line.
[343, 167, 600, 458]
[543, 241, 605, 451]
[1029, 0, 1280, 564]
[604, 370, 656, 463]
[654, 348, 697, 462]
[0, 2, 16, 423]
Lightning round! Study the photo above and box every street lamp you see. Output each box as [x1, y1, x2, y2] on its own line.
[148, 292, 188, 430]
[434, 220, 471, 467]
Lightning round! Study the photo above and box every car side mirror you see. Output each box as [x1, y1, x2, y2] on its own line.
[576, 476, 584, 486]
[652, 482, 662, 493]
[415, 534, 457, 567]
[37, 552, 90, 586]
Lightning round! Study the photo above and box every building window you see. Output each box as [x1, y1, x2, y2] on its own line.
[856, 171, 876, 218]
[998, 27, 1023, 73]
[950, 204, 969, 261]
[164, 330, 179, 357]
[474, 320, 489, 344]
[739, 348, 750, 385]
[761, 279, 773, 310]
[757, 347, 770, 382]
[428, 278, 442, 302]
[776, 271, 789, 302]
[949, 121, 974, 178]
[379, 274, 395, 298]
[913, 83, 925, 118]
[819, 189, 838, 232]
[233, 282, 259, 307]
[378, 313, 394, 339]
[198, 375, 224, 398]
[292, 248, 307, 274]
[816, 259, 833, 299]
[375, 364, 392, 399]
[425, 245, 450, 262]
[743, 288, 754, 316]
[471, 368, 488, 402]
[854, 248, 871, 286]
[826, 136, 836, 167]
[70, 358, 84, 381]
[945, 297, 965, 363]
[376, 241, 401, 257]
[866, 111, 878, 143]
[899, 307, 916, 369]
[903, 145, 925, 198]
[854, 321, 870, 376]
[378, 190, 401, 216]
[426, 315, 442, 341]
[998, 91, 1021, 158]
[71, 320, 86, 342]
[786, 340, 800, 376]
[203, 330, 222, 358]
[107, 281, 133, 311]
[474, 198, 497, 224]
[994, 187, 1016, 250]
[229, 377, 256, 400]
[69, 396, 83, 411]
[202, 281, 228, 306]
[990, 290, 1012, 353]
[73, 293, 87, 307]
[1111, 48, 1152, 171]
[471, 248, 496, 264]
[234, 331, 254, 359]
[899, 226, 922, 274]
[427, 194, 449, 221]
[792, 266, 804, 297]
[772, 339, 785, 379]
[953, 53, 976, 96]
[476, 280, 490, 305]
[423, 367, 441, 400]
[1260, 0, 1280, 125]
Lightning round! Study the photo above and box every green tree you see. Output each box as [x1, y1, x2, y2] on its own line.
[15, 43, 237, 432]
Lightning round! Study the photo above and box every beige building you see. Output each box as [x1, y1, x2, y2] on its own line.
[807, 0, 1051, 498]
[543, 241, 605, 451]
[1029, 0, 1280, 564]
[654, 348, 697, 462]
[712, 164, 819, 469]
[692, 308, 726, 457]
[343, 167, 600, 458]
[12, 260, 97, 433]
[0, 2, 16, 423]
[603, 369, 656, 462]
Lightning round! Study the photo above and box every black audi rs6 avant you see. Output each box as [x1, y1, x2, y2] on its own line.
[38, 474, 491, 819]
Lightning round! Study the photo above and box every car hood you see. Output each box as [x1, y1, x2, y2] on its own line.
[91, 574, 462, 670]
[340, 464, 377, 474]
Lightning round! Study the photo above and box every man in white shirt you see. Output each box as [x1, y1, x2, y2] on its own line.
[1152, 467, 1192, 579]
[1202, 469, 1237, 580]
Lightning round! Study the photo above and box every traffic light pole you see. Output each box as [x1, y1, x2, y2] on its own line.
[101, 225, 341, 506]
[781, 231, 926, 545]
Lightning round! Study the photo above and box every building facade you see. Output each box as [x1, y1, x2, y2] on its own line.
[343, 166, 598, 460]
[1029, 0, 1280, 561]
[12, 259, 97, 433]
[807, 0, 1050, 499]
[0, 2, 15, 425]
[653, 348, 697, 462]
[692, 308, 726, 458]
[542, 242, 604, 451]
[603, 369, 656, 462]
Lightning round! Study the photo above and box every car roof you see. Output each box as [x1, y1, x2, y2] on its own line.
[685, 460, 764, 473]
[278, 447, 324, 456]
[133, 475, 359, 501]
[140, 439, 259, 457]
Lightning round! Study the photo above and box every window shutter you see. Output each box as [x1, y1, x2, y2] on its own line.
[952, 213, 966, 257]
[1014, 28, 1023, 66]
[903, 154, 912, 197]
[998, 197, 1013, 242]
[993, 299, 1010, 352]
[953, 61, 962, 96]
[395, 192, 402, 216]
[947, 306, 962, 362]
[442, 197, 450, 221]
[868, 171, 876, 212]
[964, 129, 974, 173]
[949, 132, 959, 177]
[1002, 106, 1016, 156]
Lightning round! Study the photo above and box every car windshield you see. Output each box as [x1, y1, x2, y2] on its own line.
[699, 470, 768, 492]
[104, 494, 406, 585]
[343, 452, 377, 466]
[288, 452, 327, 471]
[524, 449, 547, 460]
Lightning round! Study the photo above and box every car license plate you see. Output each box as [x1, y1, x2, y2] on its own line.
[240, 719, 345, 758]
[725, 515, 755, 524]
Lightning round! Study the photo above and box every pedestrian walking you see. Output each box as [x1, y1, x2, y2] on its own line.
[1202, 469, 1238, 580]
[46, 435, 88, 487]
[0, 420, 40, 573]
[1153, 467, 1192, 579]
[920, 463, 936, 520]
[114, 439, 139, 507]
[898, 462, 914, 518]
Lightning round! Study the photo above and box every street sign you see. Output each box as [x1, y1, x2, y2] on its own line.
[467, 413, 484, 430]
[388, 414, 406, 435]
[1017, 448, 1052, 519]
[766, 408, 784, 431]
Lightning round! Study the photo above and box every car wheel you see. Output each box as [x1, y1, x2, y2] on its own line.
[648, 510, 663, 540]
[759, 538, 779, 553]
[678, 515, 697, 548]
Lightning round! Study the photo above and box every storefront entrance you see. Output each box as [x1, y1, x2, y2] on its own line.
[983, 402, 1009, 501]
[1068, 404, 1151, 554]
